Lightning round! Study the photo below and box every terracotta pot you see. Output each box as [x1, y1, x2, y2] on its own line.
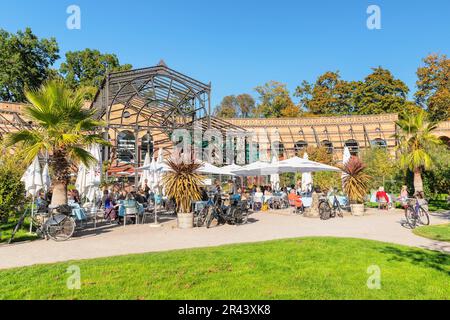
[350, 204, 365, 216]
[177, 212, 194, 229]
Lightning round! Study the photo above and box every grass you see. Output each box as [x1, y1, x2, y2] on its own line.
[0, 215, 38, 244]
[414, 224, 450, 242]
[0, 237, 449, 300]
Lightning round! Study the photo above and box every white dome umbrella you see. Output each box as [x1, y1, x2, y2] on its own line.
[270, 156, 280, 191]
[221, 163, 242, 175]
[301, 153, 313, 193]
[197, 162, 232, 175]
[21, 156, 43, 233]
[278, 157, 342, 173]
[231, 161, 275, 176]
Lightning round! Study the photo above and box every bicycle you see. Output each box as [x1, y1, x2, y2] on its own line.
[405, 197, 430, 229]
[318, 193, 344, 220]
[10, 205, 76, 243]
[206, 194, 248, 228]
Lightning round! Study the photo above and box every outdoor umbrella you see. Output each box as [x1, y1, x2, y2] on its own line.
[85, 144, 102, 203]
[342, 146, 351, 189]
[197, 162, 232, 175]
[221, 163, 242, 175]
[139, 152, 152, 190]
[42, 163, 51, 194]
[301, 153, 313, 192]
[21, 156, 43, 233]
[270, 156, 280, 190]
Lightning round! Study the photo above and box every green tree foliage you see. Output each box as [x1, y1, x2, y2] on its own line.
[255, 81, 300, 118]
[59, 49, 132, 92]
[415, 54, 450, 121]
[0, 28, 59, 102]
[395, 111, 442, 194]
[236, 94, 256, 117]
[361, 147, 397, 191]
[294, 68, 416, 116]
[354, 67, 410, 115]
[295, 71, 356, 115]
[421, 143, 450, 197]
[0, 147, 26, 222]
[5, 80, 109, 206]
[214, 95, 238, 118]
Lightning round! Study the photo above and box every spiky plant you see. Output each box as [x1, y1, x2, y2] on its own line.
[162, 158, 204, 213]
[342, 156, 371, 204]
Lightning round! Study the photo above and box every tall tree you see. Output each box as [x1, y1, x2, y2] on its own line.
[354, 67, 410, 115]
[236, 93, 256, 117]
[59, 49, 132, 91]
[415, 54, 450, 121]
[295, 71, 356, 115]
[255, 81, 298, 118]
[395, 111, 442, 194]
[214, 95, 238, 118]
[6, 80, 109, 206]
[0, 28, 59, 102]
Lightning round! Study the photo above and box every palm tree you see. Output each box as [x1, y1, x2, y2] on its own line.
[6, 80, 108, 206]
[395, 111, 442, 194]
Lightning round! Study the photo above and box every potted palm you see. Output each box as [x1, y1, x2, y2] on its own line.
[342, 156, 370, 216]
[162, 157, 204, 229]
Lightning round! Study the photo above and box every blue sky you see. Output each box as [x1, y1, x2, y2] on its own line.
[1, 0, 449, 106]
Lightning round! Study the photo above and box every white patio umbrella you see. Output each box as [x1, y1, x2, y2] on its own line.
[301, 153, 313, 192]
[197, 162, 231, 175]
[21, 156, 43, 233]
[139, 152, 152, 190]
[42, 163, 51, 194]
[221, 163, 242, 175]
[231, 161, 274, 176]
[270, 156, 280, 190]
[85, 144, 102, 203]
[342, 146, 351, 189]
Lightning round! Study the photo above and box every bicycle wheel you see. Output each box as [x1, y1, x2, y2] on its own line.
[206, 208, 219, 228]
[418, 207, 430, 226]
[405, 206, 417, 229]
[234, 208, 248, 225]
[335, 205, 344, 218]
[196, 208, 208, 227]
[47, 216, 76, 241]
[319, 202, 331, 220]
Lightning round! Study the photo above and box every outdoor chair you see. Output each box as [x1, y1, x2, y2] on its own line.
[123, 200, 139, 226]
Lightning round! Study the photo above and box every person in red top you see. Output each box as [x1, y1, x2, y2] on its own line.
[376, 187, 390, 204]
[288, 189, 303, 208]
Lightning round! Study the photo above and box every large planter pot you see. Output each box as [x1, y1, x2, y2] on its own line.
[177, 212, 194, 229]
[350, 204, 365, 216]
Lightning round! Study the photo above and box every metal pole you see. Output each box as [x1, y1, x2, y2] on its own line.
[29, 195, 34, 234]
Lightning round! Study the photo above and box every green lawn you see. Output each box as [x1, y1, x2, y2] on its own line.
[0, 237, 449, 300]
[0, 215, 38, 244]
[414, 224, 450, 242]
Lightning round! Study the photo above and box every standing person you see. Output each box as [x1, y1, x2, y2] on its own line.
[143, 179, 150, 200]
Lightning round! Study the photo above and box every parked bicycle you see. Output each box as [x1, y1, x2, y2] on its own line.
[405, 197, 430, 229]
[318, 193, 344, 220]
[206, 193, 249, 228]
[9, 204, 76, 243]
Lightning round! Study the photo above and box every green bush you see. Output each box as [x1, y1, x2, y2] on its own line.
[0, 148, 26, 223]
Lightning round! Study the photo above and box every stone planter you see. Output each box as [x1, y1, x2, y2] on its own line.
[177, 212, 194, 229]
[350, 204, 365, 216]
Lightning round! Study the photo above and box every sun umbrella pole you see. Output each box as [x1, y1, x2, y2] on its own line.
[29, 194, 35, 234]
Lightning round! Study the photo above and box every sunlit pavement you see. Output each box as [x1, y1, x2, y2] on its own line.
[0, 208, 449, 269]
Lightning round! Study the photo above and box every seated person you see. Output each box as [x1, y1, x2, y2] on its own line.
[376, 186, 390, 209]
[253, 187, 264, 210]
[288, 189, 303, 208]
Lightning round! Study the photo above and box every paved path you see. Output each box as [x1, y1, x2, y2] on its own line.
[1, 209, 449, 270]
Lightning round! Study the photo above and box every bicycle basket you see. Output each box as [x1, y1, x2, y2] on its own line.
[57, 205, 73, 216]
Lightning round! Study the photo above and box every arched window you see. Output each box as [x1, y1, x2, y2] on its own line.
[117, 131, 136, 164]
[141, 134, 154, 162]
[294, 141, 308, 156]
[345, 139, 359, 156]
[321, 140, 334, 154]
[371, 138, 387, 149]
[272, 141, 285, 159]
